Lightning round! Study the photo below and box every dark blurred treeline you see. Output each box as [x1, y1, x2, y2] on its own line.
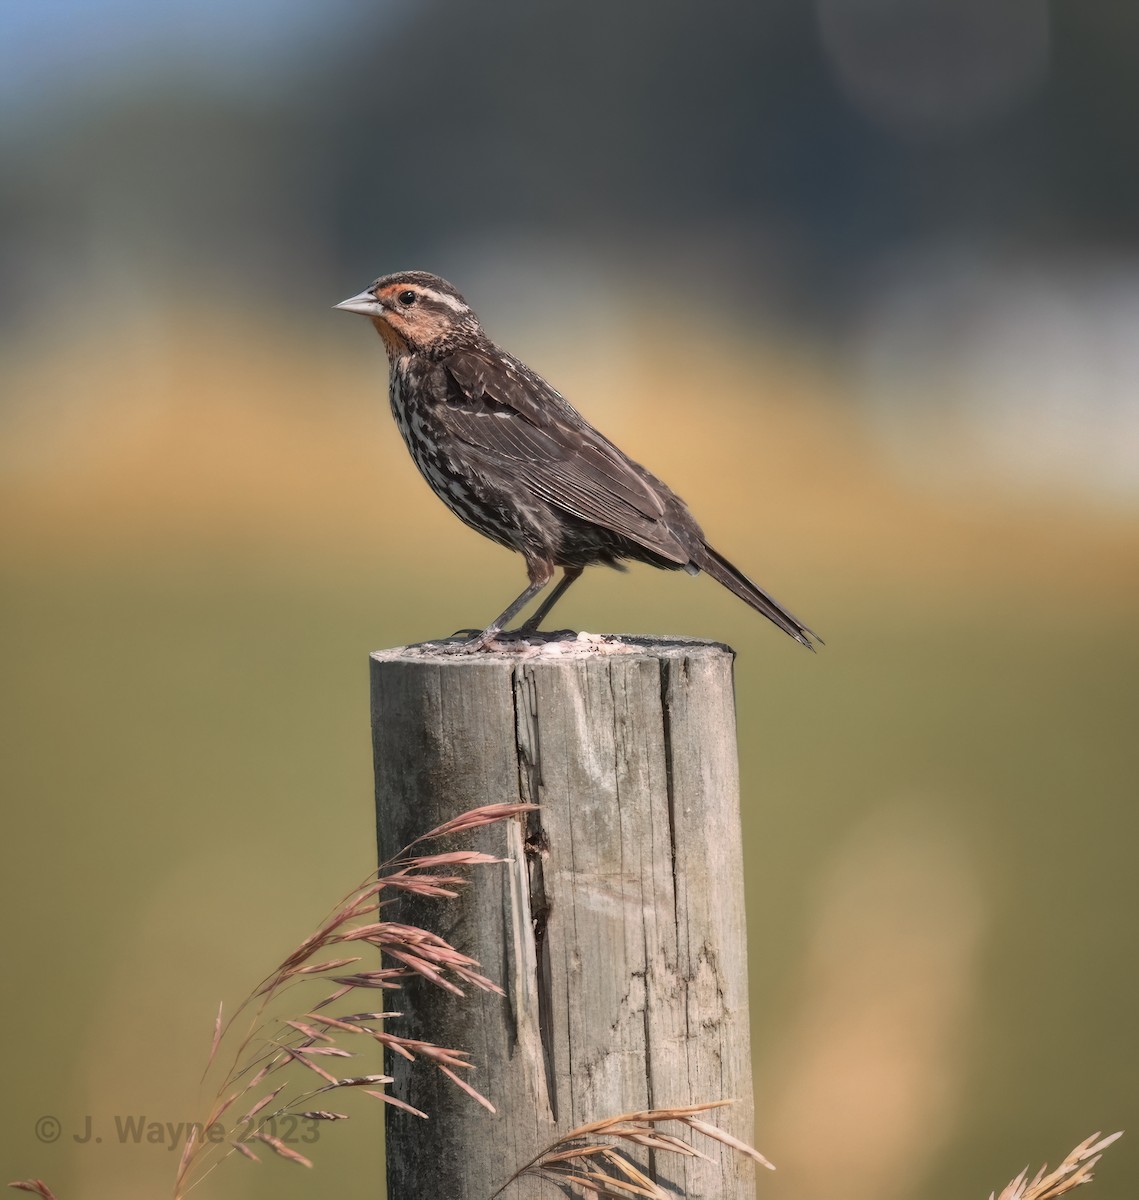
[3, 1, 1138, 333]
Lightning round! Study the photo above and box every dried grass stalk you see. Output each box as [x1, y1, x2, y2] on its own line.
[494, 1100, 774, 1199]
[168, 802, 534, 1199]
[8, 1184, 59, 1200]
[251, 1132, 313, 1168]
[991, 1131, 1123, 1200]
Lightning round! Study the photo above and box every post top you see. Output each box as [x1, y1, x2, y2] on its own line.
[370, 631, 735, 665]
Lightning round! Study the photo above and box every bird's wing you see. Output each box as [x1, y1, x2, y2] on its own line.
[439, 347, 691, 564]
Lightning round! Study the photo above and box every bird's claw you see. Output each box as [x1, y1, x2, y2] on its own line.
[426, 627, 505, 655]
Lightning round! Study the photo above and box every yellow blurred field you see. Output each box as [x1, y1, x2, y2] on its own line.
[4, 308, 1137, 607]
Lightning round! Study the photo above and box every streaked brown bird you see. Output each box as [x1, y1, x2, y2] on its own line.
[336, 271, 821, 651]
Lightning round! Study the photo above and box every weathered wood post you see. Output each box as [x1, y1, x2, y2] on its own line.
[371, 635, 755, 1199]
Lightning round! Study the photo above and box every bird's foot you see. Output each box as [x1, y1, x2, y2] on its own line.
[427, 627, 511, 655]
[426, 637, 490, 655]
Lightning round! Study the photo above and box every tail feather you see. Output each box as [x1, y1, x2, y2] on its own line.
[693, 544, 822, 651]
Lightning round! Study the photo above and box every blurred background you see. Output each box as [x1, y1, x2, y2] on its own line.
[2, 1, 1137, 1198]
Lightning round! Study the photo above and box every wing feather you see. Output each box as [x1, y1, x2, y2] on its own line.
[440, 348, 691, 564]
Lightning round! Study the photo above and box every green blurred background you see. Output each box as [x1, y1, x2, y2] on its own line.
[2, 3, 1137, 1198]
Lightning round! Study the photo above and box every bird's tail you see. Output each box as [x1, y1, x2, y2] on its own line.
[693, 544, 823, 650]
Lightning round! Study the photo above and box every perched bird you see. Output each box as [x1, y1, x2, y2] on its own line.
[335, 271, 820, 651]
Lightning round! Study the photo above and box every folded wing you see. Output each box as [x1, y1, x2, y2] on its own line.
[440, 347, 694, 565]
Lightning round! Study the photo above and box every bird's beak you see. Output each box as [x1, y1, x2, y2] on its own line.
[334, 289, 385, 317]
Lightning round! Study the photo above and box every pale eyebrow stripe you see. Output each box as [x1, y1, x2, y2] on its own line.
[426, 288, 469, 314]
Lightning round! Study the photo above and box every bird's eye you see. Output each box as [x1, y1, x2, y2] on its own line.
[397, 290, 417, 306]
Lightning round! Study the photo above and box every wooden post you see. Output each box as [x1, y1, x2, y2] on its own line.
[371, 636, 755, 1199]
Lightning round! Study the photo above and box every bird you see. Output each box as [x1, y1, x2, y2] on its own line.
[335, 271, 821, 652]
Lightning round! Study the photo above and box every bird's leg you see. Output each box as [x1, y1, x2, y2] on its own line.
[518, 567, 583, 632]
[454, 559, 555, 652]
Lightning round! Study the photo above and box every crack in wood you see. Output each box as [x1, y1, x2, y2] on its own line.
[658, 657, 683, 976]
[512, 665, 559, 1123]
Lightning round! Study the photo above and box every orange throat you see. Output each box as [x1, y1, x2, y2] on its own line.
[370, 316, 409, 357]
